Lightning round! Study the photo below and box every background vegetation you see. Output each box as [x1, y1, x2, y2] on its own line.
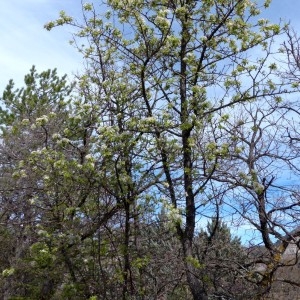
[1, 0, 300, 299]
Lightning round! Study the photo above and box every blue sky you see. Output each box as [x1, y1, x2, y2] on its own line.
[0, 0, 299, 89]
[0, 0, 83, 88]
[0, 1, 299, 244]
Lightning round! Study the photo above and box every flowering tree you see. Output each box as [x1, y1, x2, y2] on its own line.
[42, 0, 300, 298]
[2, 0, 300, 299]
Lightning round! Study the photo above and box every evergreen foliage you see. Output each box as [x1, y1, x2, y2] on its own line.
[1, 1, 300, 299]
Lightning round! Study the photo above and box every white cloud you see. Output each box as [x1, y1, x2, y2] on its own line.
[0, 0, 83, 88]
[1, 0, 300, 89]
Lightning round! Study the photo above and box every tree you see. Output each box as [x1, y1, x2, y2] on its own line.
[3, 1, 300, 299]
[0, 66, 74, 299]
[43, 0, 300, 299]
[195, 218, 251, 299]
[0, 65, 159, 298]
[0, 67, 123, 299]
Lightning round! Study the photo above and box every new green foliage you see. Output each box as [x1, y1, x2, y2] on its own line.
[1, 0, 300, 299]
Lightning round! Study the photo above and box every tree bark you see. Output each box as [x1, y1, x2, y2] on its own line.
[182, 239, 208, 300]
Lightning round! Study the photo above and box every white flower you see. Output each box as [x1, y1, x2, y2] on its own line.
[35, 115, 49, 125]
[85, 154, 93, 160]
[29, 198, 36, 205]
[2, 268, 15, 277]
[253, 182, 265, 194]
[19, 170, 27, 178]
[52, 133, 61, 140]
[49, 112, 56, 118]
[83, 2, 93, 11]
[163, 182, 169, 188]
[43, 175, 50, 181]
[21, 119, 30, 126]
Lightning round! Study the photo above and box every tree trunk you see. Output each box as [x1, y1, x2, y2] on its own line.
[182, 239, 208, 300]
